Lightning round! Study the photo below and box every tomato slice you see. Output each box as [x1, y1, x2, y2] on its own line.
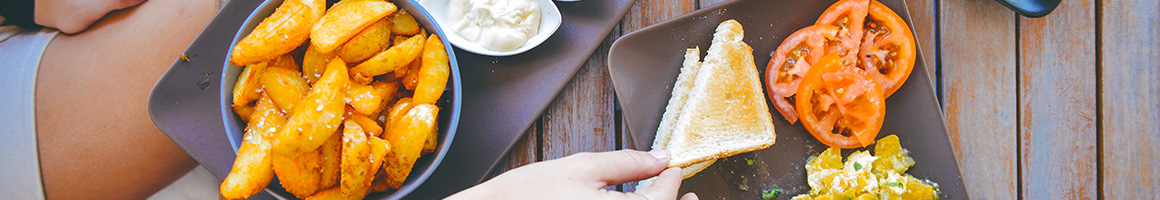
[766, 25, 840, 124]
[815, 0, 870, 65]
[796, 53, 885, 148]
[857, 0, 916, 97]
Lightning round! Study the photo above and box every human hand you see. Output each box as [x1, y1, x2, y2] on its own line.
[447, 150, 698, 200]
[35, 0, 147, 34]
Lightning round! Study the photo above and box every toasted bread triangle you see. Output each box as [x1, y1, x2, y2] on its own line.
[665, 20, 777, 168]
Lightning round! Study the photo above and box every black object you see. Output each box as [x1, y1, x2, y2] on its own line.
[608, 0, 969, 199]
[996, 0, 1061, 18]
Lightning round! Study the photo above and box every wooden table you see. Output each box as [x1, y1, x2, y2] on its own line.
[491, 0, 1159, 199]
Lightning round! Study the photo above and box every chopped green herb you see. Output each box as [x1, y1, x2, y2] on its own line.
[886, 182, 903, 187]
[846, 197, 853, 200]
[761, 186, 781, 200]
[853, 162, 863, 170]
[747, 158, 756, 165]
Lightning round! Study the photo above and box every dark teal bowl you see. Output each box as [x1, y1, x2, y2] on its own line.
[221, 0, 461, 199]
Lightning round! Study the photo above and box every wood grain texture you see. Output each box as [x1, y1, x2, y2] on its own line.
[490, 121, 540, 179]
[904, 0, 939, 81]
[939, 0, 1019, 199]
[622, 0, 696, 33]
[698, 0, 729, 9]
[540, 33, 620, 161]
[1100, 0, 1160, 198]
[1018, 0, 1099, 198]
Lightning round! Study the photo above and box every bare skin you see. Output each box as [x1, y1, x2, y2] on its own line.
[35, 0, 217, 199]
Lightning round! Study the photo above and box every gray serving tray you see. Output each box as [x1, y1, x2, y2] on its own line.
[608, 0, 969, 199]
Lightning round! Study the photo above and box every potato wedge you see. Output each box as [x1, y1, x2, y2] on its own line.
[369, 81, 400, 117]
[385, 98, 414, 128]
[382, 104, 438, 189]
[401, 55, 422, 90]
[220, 96, 284, 200]
[346, 109, 384, 137]
[350, 34, 426, 84]
[318, 129, 342, 189]
[413, 35, 450, 105]
[368, 135, 390, 174]
[231, 103, 255, 123]
[305, 185, 367, 200]
[303, 43, 336, 85]
[340, 120, 371, 195]
[260, 67, 310, 113]
[233, 62, 268, 107]
[272, 149, 324, 198]
[230, 0, 323, 66]
[269, 53, 300, 71]
[345, 81, 398, 116]
[273, 57, 348, 155]
[388, 10, 420, 35]
[311, 0, 397, 54]
[337, 18, 392, 63]
[422, 125, 438, 154]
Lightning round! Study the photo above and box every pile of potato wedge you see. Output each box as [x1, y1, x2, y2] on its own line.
[221, 0, 451, 199]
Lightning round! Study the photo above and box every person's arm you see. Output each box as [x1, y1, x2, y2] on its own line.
[34, 0, 146, 34]
[448, 150, 699, 200]
[36, 0, 218, 199]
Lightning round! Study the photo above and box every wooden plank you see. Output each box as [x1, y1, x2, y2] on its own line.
[698, 0, 728, 8]
[622, 0, 695, 33]
[904, 0, 939, 81]
[1018, 0, 1099, 198]
[1099, 0, 1160, 198]
[939, 0, 1019, 199]
[540, 33, 620, 161]
[490, 121, 541, 179]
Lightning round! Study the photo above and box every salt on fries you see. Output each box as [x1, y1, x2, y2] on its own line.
[221, 0, 451, 199]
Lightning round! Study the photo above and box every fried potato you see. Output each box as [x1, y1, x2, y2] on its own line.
[272, 149, 325, 198]
[311, 0, 397, 54]
[385, 98, 414, 128]
[273, 58, 349, 155]
[351, 34, 426, 84]
[346, 80, 399, 116]
[306, 185, 368, 200]
[303, 43, 336, 85]
[230, 0, 323, 66]
[382, 104, 439, 189]
[269, 54, 300, 71]
[340, 120, 371, 195]
[370, 81, 400, 117]
[347, 109, 384, 137]
[232, 104, 256, 123]
[260, 67, 310, 113]
[337, 18, 393, 63]
[220, 96, 284, 200]
[401, 54, 422, 90]
[368, 135, 390, 174]
[318, 129, 342, 189]
[413, 35, 450, 105]
[233, 62, 268, 107]
[388, 10, 420, 35]
[422, 125, 438, 154]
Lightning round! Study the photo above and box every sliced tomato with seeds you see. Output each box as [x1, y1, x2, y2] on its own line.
[766, 25, 840, 124]
[857, 0, 916, 97]
[796, 53, 885, 149]
[815, 0, 870, 65]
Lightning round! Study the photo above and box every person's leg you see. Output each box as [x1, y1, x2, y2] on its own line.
[35, 0, 218, 199]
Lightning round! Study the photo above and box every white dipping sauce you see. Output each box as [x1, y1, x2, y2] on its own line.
[446, 0, 541, 51]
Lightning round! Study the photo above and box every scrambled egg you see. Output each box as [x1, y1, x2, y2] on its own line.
[792, 135, 940, 200]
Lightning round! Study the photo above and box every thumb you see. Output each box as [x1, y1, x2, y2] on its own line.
[562, 150, 670, 185]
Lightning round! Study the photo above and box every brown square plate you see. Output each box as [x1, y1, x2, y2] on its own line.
[607, 0, 969, 199]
